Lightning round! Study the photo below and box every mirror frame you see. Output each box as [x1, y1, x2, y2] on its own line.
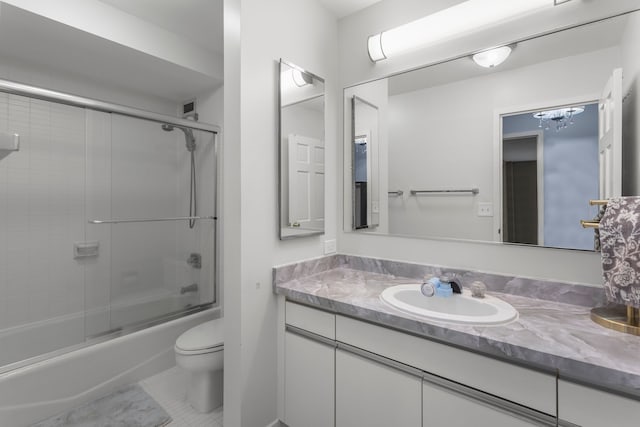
[278, 59, 326, 240]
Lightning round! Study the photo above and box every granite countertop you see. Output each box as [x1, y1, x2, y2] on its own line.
[274, 257, 640, 400]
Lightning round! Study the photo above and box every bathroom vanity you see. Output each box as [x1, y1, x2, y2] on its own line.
[274, 255, 640, 427]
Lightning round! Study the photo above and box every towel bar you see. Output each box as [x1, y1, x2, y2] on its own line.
[89, 216, 216, 224]
[580, 219, 599, 228]
[410, 188, 479, 196]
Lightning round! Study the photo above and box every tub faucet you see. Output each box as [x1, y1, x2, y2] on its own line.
[180, 283, 199, 294]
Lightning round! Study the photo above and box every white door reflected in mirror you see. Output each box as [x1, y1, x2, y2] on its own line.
[288, 134, 325, 230]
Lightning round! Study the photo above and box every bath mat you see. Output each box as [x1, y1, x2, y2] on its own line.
[31, 384, 172, 427]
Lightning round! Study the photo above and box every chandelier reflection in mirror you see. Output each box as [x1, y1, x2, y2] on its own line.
[533, 106, 585, 131]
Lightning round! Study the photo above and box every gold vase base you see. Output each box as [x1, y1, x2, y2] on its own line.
[591, 305, 640, 336]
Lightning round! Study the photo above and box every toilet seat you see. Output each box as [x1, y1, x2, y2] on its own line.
[175, 318, 224, 355]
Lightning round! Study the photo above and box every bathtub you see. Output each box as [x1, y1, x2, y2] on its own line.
[0, 291, 201, 368]
[0, 306, 218, 426]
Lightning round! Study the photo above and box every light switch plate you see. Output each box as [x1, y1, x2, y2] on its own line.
[478, 202, 493, 217]
[324, 239, 337, 254]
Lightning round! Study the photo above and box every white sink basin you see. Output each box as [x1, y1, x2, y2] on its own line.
[380, 284, 518, 326]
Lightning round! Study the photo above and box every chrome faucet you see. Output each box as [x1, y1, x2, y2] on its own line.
[180, 283, 199, 294]
[441, 275, 463, 294]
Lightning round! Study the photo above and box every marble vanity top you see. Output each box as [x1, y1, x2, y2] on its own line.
[273, 255, 640, 400]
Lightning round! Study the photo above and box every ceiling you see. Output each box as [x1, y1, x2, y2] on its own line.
[98, 0, 377, 53]
[0, 4, 221, 102]
[317, 0, 382, 18]
[99, 0, 223, 54]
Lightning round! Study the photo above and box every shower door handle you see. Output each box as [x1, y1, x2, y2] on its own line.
[74, 241, 100, 259]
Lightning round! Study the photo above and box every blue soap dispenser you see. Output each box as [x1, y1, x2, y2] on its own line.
[436, 276, 453, 298]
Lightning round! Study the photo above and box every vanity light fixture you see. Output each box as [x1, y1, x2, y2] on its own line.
[472, 46, 512, 68]
[367, 0, 562, 62]
[533, 106, 585, 131]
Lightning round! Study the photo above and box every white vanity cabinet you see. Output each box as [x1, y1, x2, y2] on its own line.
[283, 302, 336, 427]
[282, 301, 640, 427]
[335, 347, 422, 427]
[558, 380, 640, 427]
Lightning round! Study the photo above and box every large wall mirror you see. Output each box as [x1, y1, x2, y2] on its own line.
[345, 10, 640, 251]
[279, 59, 326, 239]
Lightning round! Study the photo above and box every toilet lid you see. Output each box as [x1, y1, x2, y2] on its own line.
[176, 318, 224, 352]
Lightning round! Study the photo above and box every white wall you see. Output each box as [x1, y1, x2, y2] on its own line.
[222, 0, 338, 425]
[385, 49, 616, 243]
[338, 1, 640, 286]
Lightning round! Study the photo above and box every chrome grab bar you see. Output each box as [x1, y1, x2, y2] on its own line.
[410, 188, 479, 195]
[388, 190, 404, 196]
[89, 215, 216, 224]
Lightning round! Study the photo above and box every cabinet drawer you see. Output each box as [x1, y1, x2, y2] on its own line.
[423, 379, 552, 427]
[285, 301, 335, 339]
[558, 380, 640, 427]
[336, 315, 556, 415]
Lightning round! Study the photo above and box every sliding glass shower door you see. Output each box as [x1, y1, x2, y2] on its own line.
[85, 113, 217, 336]
[0, 92, 217, 371]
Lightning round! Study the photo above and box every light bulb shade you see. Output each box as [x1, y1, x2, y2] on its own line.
[472, 46, 512, 68]
[367, 0, 552, 62]
[367, 33, 386, 62]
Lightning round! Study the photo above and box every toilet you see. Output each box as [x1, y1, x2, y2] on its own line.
[175, 318, 224, 413]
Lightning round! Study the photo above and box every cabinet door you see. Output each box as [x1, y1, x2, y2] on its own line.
[284, 331, 334, 427]
[336, 348, 421, 427]
[423, 379, 548, 427]
[559, 380, 640, 427]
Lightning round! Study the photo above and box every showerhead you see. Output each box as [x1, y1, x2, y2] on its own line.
[161, 123, 196, 152]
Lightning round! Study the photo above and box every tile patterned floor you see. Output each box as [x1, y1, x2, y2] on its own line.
[139, 366, 223, 427]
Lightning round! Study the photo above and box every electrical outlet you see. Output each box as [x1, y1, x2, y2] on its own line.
[324, 239, 337, 254]
[478, 202, 493, 217]
[372, 201, 380, 213]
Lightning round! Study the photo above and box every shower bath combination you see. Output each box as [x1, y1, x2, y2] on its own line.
[162, 123, 198, 228]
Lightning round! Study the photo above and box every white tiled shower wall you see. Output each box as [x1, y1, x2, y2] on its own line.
[0, 94, 216, 366]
